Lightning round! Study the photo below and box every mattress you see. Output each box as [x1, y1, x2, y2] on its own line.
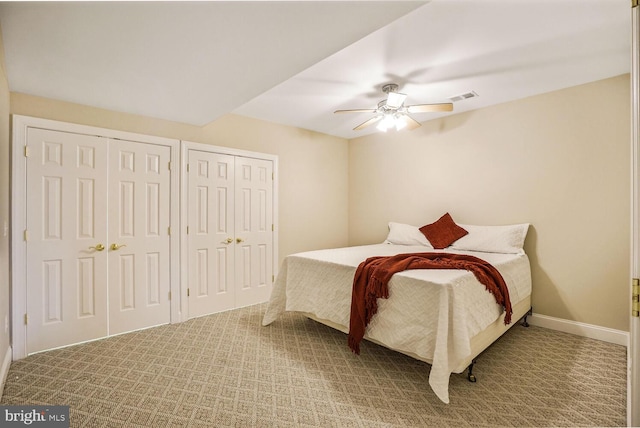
[262, 243, 532, 403]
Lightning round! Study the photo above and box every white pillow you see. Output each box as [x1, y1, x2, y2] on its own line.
[384, 222, 434, 248]
[450, 223, 530, 254]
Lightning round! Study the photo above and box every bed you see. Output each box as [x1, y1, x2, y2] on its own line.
[262, 220, 532, 403]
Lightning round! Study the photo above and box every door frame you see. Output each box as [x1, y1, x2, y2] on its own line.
[179, 140, 279, 319]
[631, 3, 639, 425]
[11, 115, 181, 360]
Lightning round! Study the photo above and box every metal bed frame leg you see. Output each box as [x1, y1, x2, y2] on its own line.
[465, 307, 533, 383]
[521, 306, 533, 327]
[467, 359, 477, 382]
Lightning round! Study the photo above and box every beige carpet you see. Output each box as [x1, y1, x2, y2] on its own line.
[1, 303, 627, 427]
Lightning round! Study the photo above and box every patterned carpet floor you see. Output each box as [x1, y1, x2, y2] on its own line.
[0, 303, 627, 427]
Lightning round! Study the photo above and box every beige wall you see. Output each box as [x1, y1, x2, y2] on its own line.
[349, 74, 630, 331]
[7, 75, 631, 333]
[10, 94, 350, 266]
[0, 26, 10, 379]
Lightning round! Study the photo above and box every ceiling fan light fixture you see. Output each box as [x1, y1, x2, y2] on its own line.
[376, 112, 407, 132]
[394, 114, 407, 131]
[376, 113, 394, 132]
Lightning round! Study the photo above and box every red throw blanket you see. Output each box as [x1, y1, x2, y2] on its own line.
[347, 252, 512, 355]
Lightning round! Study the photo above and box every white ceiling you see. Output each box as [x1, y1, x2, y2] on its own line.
[0, 0, 630, 140]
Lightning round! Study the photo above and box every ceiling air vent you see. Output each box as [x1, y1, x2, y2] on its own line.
[449, 91, 478, 102]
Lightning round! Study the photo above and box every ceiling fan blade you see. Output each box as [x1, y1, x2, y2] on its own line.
[406, 103, 454, 113]
[353, 116, 382, 131]
[399, 114, 421, 130]
[334, 108, 377, 114]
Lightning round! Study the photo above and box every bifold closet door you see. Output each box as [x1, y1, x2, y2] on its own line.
[108, 140, 172, 334]
[25, 128, 109, 354]
[187, 150, 236, 317]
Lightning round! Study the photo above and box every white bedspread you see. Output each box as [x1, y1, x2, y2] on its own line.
[262, 244, 531, 403]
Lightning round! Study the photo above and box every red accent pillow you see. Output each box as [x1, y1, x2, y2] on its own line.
[419, 213, 468, 249]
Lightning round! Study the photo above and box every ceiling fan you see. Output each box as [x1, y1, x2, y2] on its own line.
[334, 83, 453, 132]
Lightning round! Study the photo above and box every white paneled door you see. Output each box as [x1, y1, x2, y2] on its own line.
[25, 128, 109, 353]
[108, 140, 171, 335]
[234, 156, 273, 308]
[24, 128, 173, 354]
[187, 150, 236, 316]
[186, 148, 274, 318]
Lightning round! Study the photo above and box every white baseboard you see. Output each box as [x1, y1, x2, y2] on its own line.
[528, 313, 628, 347]
[0, 345, 12, 401]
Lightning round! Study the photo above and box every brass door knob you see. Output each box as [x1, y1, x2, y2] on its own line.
[110, 243, 127, 251]
[223, 238, 233, 244]
[89, 244, 105, 252]
[236, 238, 244, 243]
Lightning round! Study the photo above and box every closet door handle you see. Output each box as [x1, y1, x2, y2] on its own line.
[89, 244, 105, 252]
[223, 238, 233, 244]
[110, 243, 127, 251]
[236, 238, 244, 243]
